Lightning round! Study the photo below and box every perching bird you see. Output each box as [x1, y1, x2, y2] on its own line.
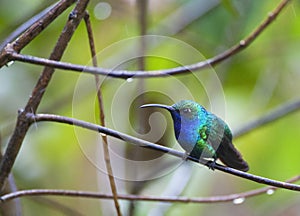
[141, 100, 249, 171]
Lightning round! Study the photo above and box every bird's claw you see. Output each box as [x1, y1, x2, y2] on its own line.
[207, 160, 216, 171]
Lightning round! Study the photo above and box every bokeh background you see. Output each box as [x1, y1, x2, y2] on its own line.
[1, 0, 300, 215]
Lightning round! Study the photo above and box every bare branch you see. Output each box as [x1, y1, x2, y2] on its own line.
[0, 0, 296, 213]
[0, 0, 90, 191]
[84, 13, 122, 216]
[128, 1, 149, 215]
[0, 2, 64, 51]
[234, 99, 300, 138]
[0, 0, 76, 66]
[25, 113, 300, 192]
[7, 0, 291, 79]
[1, 175, 299, 204]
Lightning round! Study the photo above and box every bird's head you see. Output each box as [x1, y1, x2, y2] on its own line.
[140, 100, 206, 124]
[141, 100, 206, 142]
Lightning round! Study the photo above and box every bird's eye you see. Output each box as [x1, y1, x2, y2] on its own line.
[183, 108, 191, 113]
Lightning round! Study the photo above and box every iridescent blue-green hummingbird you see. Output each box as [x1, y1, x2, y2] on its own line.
[141, 100, 249, 171]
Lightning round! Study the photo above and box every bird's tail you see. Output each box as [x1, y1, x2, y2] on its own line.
[217, 141, 249, 172]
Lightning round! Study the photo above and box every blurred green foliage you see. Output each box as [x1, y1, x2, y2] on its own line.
[1, 0, 300, 215]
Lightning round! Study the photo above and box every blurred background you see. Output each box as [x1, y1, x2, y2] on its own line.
[1, 0, 300, 215]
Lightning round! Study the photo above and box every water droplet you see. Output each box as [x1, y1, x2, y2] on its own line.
[266, 189, 275, 195]
[126, 78, 133, 82]
[7, 61, 14, 66]
[233, 197, 245, 205]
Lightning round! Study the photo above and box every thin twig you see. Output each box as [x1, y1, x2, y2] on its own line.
[6, 0, 291, 78]
[25, 113, 300, 192]
[128, 1, 148, 215]
[234, 99, 300, 138]
[0, 2, 61, 51]
[84, 12, 122, 216]
[1, 175, 300, 204]
[0, 0, 76, 66]
[0, 0, 90, 191]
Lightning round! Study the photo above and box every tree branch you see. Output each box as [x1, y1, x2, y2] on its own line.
[0, 0, 90, 191]
[234, 99, 300, 138]
[84, 12, 122, 216]
[24, 113, 300, 192]
[0, 2, 67, 51]
[1, 175, 299, 204]
[128, 1, 149, 215]
[6, 0, 291, 78]
[0, 0, 76, 66]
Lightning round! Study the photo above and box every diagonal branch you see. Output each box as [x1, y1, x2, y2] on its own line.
[0, 0, 90, 191]
[0, 2, 72, 51]
[26, 113, 300, 192]
[84, 13, 122, 216]
[234, 99, 300, 138]
[0, 0, 76, 66]
[6, 0, 291, 78]
[1, 174, 300, 204]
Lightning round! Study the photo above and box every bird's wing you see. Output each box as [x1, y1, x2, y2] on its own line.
[207, 116, 249, 172]
[216, 135, 249, 172]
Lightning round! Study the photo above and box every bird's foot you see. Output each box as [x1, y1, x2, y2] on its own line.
[207, 160, 216, 171]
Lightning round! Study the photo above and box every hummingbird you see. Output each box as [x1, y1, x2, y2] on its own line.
[140, 100, 249, 171]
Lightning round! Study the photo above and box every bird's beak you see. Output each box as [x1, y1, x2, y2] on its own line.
[140, 104, 175, 112]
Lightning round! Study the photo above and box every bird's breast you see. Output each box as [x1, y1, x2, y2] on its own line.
[176, 122, 200, 154]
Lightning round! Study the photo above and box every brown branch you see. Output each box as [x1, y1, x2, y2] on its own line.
[1, 175, 300, 204]
[234, 99, 300, 138]
[24, 113, 300, 192]
[6, 0, 291, 78]
[0, 2, 65, 51]
[128, 1, 149, 215]
[84, 13, 122, 216]
[0, 0, 76, 66]
[0, 1, 294, 212]
[207, 0, 291, 65]
[0, 0, 90, 191]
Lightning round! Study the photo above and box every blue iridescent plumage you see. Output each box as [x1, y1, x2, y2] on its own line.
[141, 100, 249, 171]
